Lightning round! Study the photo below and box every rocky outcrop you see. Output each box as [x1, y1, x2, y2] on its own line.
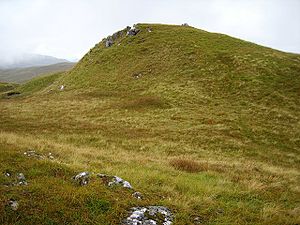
[123, 206, 174, 225]
[97, 174, 133, 189]
[73, 172, 90, 186]
[127, 27, 140, 36]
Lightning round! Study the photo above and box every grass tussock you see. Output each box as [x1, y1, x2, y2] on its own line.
[170, 158, 208, 173]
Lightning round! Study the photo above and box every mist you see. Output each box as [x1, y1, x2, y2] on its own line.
[1, 0, 300, 64]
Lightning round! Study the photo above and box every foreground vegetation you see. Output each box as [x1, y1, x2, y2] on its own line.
[0, 24, 299, 224]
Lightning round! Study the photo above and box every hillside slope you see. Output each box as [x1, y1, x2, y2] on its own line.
[0, 24, 300, 225]
[61, 24, 300, 105]
[0, 53, 70, 69]
[0, 62, 75, 83]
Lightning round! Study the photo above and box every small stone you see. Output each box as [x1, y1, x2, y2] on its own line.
[98, 174, 133, 189]
[8, 199, 19, 211]
[147, 27, 152, 33]
[133, 73, 142, 79]
[17, 173, 28, 186]
[24, 150, 43, 159]
[60, 85, 65, 90]
[4, 170, 11, 177]
[132, 192, 143, 200]
[194, 216, 202, 224]
[48, 153, 54, 160]
[73, 172, 90, 186]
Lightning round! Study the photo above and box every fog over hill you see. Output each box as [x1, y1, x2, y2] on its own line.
[0, 53, 70, 69]
[0, 62, 75, 83]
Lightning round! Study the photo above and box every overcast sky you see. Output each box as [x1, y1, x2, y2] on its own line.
[0, 0, 300, 62]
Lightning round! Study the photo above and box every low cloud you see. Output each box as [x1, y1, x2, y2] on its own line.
[1, 0, 299, 63]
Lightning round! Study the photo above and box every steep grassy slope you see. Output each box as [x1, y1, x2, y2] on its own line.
[0, 24, 300, 224]
[0, 82, 18, 93]
[0, 62, 75, 83]
[62, 24, 300, 104]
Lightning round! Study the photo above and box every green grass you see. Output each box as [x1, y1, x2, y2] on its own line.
[0, 62, 75, 83]
[0, 82, 18, 93]
[0, 23, 299, 224]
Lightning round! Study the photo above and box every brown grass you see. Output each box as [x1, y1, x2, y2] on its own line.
[170, 158, 208, 173]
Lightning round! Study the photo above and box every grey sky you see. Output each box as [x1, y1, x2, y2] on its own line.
[1, 0, 300, 61]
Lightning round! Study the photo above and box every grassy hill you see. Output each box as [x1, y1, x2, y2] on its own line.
[0, 24, 299, 224]
[0, 62, 75, 83]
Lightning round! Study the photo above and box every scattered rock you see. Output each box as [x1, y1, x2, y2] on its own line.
[60, 85, 65, 90]
[24, 150, 54, 160]
[8, 199, 19, 211]
[127, 27, 140, 36]
[182, 23, 189, 26]
[132, 191, 143, 200]
[48, 153, 54, 160]
[2, 171, 28, 186]
[73, 172, 90, 186]
[105, 37, 114, 47]
[24, 150, 43, 159]
[16, 173, 28, 186]
[123, 206, 174, 225]
[133, 73, 142, 79]
[98, 174, 133, 189]
[194, 216, 202, 224]
[147, 27, 152, 33]
[4, 170, 12, 177]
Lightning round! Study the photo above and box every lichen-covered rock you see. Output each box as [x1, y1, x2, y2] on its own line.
[73, 172, 90, 186]
[97, 174, 133, 189]
[105, 37, 113, 47]
[127, 27, 140, 36]
[123, 206, 174, 225]
[132, 191, 143, 200]
[8, 199, 19, 211]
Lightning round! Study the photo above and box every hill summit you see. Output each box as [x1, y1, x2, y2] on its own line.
[57, 23, 300, 108]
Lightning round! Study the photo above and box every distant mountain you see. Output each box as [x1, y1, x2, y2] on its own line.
[0, 53, 70, 69]
[0, 62, 75, 83]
